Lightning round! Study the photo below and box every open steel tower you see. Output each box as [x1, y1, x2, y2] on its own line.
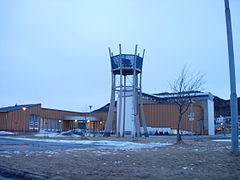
[104, 44, 149, 137]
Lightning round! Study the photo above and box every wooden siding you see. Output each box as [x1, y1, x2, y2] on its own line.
[92, 101, 204, 134]
[0, 101, 205, 134]
[0, 113, 8, 130]
[63, 120, 70, 131]
[0, 105, 88, 132]
[91, 112, 112, 132]
[143, 103, 203, 133]
[40, 109, 86, 120]
[1, 105, 42, 131]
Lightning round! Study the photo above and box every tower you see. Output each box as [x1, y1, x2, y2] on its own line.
[104, 44, 149, 137]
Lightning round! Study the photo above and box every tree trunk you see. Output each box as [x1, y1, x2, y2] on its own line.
[177, 113, 183, 143]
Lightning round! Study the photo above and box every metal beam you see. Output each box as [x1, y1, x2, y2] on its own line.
[117, 44, 123, 137]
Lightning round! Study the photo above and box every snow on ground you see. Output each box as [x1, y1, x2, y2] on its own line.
[0, 136, 172, 157]
[35, 129, 95, 138]
[212, 139, 240, 142]
[0, 131, 14, 135]
[90, 150, 119, 155]
[192, 146, 231, 152]
[2, 136, 172, 151]
[35, 132, 80, 138]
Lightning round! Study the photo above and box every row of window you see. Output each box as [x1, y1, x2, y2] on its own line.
[29, 114, 62, 131]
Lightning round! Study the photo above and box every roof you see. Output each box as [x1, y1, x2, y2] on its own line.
[154, 91, 201, 96]
[154, 91, 213, 99]
[93, 103, 111, 113]
[143, 91, 214, 102]
[41, 108, 85, 114]
[93, 91, 214, 113]
[0, 104, 41, 113]
[92, 101, 118, 113]
[0, 104, 87, 114]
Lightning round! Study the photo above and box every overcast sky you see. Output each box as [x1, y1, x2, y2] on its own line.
[0, 0, 239, 112]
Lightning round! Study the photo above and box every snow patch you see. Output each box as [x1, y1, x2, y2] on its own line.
[182, 167, 193, 170]
[114, 160, 122, 164]
[35, 132, 80, 138]
[1, 137, 172, 151]
[0, 154, 12, 158]
[0, 131, 14, 135]
[91, 151, 117, 155]
[212, 139, 240, 142]
[35, 129, 96, 138]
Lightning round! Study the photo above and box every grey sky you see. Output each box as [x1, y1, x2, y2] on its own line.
[0, 0, 239, 112]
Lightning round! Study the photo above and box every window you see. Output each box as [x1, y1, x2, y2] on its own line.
[29, 114, 40, 130]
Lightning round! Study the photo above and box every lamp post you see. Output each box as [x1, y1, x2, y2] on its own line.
[224, 0, 239, 154]
[89, 105, 94, 135]
[22, 107, 27, 134]
[58, 120, 62, 131]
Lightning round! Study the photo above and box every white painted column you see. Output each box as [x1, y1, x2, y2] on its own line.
[207, 99, 215, 135]
[117, 91, 134, 136]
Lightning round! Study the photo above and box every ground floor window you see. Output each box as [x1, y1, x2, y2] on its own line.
[29, 114, 40, 130]
[40, 118, 62, 131]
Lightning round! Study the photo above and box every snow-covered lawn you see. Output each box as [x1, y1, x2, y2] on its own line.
[1, 139, 239, 180]
[34, 132, 78, 138]
[212, 139, 240, 142]
[35, 129, 95, 138]
[0, 136, 172, 158]
[1, 136, 172, 151]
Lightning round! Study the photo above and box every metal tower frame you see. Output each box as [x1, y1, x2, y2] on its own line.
[104, 44, 149, 137]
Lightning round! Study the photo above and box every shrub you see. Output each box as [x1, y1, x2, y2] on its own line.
[164, 131, 169, 135]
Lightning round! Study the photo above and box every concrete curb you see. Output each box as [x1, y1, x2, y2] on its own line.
[0, 166, 48, 180]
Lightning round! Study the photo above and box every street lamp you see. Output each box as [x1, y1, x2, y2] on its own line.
[89, 105, 92, 113]
[224, 0, 239, 154]
[58, 120, 62, 131]
[89, 105, 95, 135]
[22, 107, 27, 134]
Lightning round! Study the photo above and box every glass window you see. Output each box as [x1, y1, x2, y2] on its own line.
[29, 114, 40, 130]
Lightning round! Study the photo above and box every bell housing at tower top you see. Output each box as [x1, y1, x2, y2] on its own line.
[111, 54, 143, 75]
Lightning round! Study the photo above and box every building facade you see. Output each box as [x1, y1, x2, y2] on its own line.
[141, 92, 215, 135]
[0, 91, 215, 135]
[94, 91, 215, 135]
[0, 104, 104, 133]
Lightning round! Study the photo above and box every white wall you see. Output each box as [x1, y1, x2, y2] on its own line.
[117, 92, 134, 136]
[207, 99, 215, 135]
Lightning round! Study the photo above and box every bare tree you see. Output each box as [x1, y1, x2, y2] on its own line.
[170, 65, 204, 143]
